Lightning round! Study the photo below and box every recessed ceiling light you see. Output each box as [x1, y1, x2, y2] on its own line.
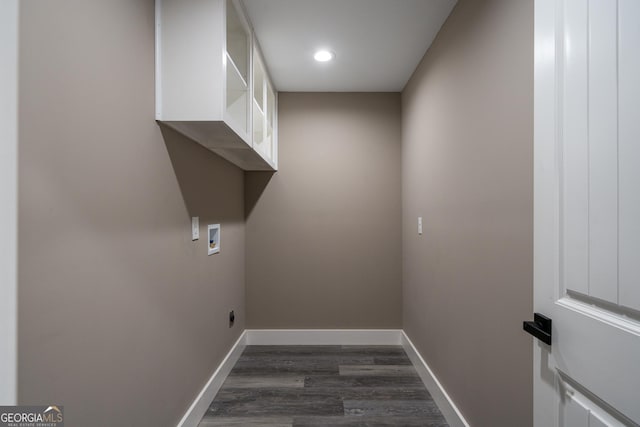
[314, 50, 335, 62]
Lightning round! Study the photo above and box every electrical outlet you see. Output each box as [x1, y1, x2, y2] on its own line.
[418, 216, 423, 235]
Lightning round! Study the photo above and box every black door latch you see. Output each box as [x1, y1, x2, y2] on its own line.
[523, 313, 552, 345]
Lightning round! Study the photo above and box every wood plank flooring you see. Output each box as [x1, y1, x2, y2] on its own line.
[198, 345, 448, 427]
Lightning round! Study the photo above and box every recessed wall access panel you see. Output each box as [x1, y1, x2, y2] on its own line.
[208, 224, 220, 255]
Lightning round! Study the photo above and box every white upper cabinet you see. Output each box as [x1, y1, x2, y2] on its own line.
[155, 0, 277, 171]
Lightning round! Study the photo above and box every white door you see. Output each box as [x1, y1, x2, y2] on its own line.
[533, 0, 640, 426]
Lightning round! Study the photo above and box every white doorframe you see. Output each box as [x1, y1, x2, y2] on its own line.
[533, 0, 558, 424]
[0, 0, 19, 406]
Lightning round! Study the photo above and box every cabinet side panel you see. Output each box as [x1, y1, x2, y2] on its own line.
[157, 0, 223, 120]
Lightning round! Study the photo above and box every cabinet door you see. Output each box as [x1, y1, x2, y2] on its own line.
[225, 0, 250, 137]
[252, 46, 276, 165]
[264, 80, 275, 163]
[252, 51, 266, 154]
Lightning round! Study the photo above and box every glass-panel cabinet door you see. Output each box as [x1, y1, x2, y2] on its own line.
[252, 53, 266, 154]
[253, 46, 275, 164]
[225, 0, 249, 135]
[264, 81, 275, 162]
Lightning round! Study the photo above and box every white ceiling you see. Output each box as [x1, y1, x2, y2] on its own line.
[242, 0, 457, 92]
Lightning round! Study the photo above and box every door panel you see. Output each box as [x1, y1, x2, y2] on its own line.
[618, 0, 640, 310]
[585, 0, 618, 304]
[534, 0, 640, 426]
[560, 377, 628, 427]
[562, 0, 589, 297]
[590, 415, 610, 427]
[562, 396, 589, 427]
[553, 306, 640, 424]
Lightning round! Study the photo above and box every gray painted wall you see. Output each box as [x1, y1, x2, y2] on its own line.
[246, 93, 402, 328]
[401, 1, 534, 426]
[18, 1, 245, 425]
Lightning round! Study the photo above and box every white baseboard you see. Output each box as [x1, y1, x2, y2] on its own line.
[245, 329, 403, 346]
[177, 331, 247, 427]
[177, 329, 468, 427]
[401, 331, 470, 427]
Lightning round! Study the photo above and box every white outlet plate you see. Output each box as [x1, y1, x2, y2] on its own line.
[418, 217, 423, 235]
[192, 217, 199, 240]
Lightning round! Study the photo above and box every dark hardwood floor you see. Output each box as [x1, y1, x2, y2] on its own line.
[198, 345, 448, 427]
